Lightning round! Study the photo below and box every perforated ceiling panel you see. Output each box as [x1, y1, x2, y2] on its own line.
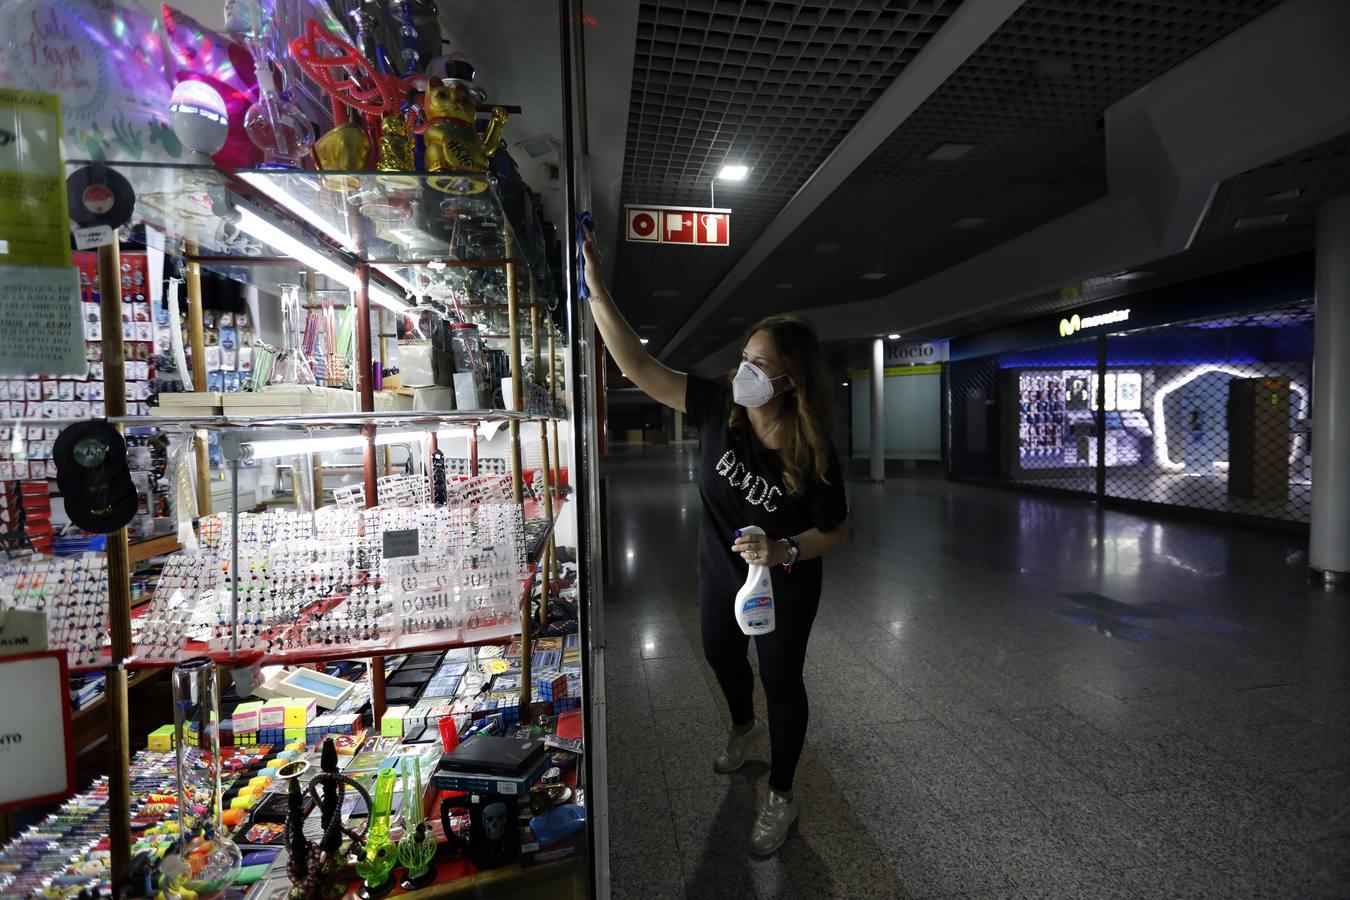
[612, 0, 964, 346]
[619, 0, 1285, 367]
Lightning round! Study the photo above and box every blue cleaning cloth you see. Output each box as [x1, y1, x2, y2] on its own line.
[575, 211, 596, 300]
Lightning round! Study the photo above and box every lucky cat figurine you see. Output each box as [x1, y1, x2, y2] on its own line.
[422, 76, 508, 194]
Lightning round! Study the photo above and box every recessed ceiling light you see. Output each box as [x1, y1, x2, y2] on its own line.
[718, 164, 749, 181]
[926, 142, 975, 161]
[841, 382, 850, 387]
[652, 289, 679, 298]
[639, 338, 649, 345]
[886, 333, 901, 340]
[1235, 212, 1291, 230]
[1265, 188, 1302, 203]
[953, 216, 987, 229]
[862, 272, 886, 280]
[775, 283, 795, 289]
[814, 243, 839, 253]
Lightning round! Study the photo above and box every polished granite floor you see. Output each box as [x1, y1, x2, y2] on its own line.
[598, 447, 1350, 900]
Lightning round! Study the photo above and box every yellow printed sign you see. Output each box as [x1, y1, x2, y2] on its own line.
[0, 88, 70, 268]
[848, 364, 943, 378]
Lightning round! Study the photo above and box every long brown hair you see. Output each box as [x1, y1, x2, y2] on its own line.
[728, 315, 834, 495]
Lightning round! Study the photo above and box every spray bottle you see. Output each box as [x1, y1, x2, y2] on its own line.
[733, 526, 776, 636]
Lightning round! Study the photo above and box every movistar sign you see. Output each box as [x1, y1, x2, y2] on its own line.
[1059, 308, 1130, 337]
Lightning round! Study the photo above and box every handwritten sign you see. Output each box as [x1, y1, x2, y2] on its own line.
[0, 651, 74, 810]
[0, 265, 85, 375]
[382, 528, 420, 559]
[72, 224, 113, 250]
[0, 0, 179, 163]
[0, 88, 70, 267]
[0, 608, 48, 657]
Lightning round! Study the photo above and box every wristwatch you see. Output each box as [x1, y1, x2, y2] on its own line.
[779, 536, 800, 570]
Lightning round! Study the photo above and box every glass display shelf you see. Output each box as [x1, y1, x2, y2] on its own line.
[65, 160, 558, 311]
[75, 505, 558, 674]
[65, 159, 364, 302]
[0, 410, 563, 435]
[236, 167, 555, 296]
[107, 409, 554, 430]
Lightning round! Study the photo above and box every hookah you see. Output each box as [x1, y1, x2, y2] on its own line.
[239, 0, 314, 168]
[397, 755, 438, 889]
[353, 767, 400, 897]
[289, 19, 421, 191]
[277, 739, 375, 900]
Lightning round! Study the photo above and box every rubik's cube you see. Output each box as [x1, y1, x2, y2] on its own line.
[534, 673, 568, 703]
[306, 714, 334, 744]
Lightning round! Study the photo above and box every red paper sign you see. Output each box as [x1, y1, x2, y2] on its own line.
[626, 206, 731, 247]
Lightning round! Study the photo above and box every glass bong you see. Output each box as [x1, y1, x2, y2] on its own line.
[270, 283, 316, 386]
[159, 657, 243, 897]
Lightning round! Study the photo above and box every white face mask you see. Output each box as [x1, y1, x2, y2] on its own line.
[732, 361, 787, 408]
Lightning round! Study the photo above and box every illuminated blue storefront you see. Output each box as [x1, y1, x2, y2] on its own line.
[945, 253, 1316, 527]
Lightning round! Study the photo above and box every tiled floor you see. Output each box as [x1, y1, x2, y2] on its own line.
[599, 447, 1350, 900]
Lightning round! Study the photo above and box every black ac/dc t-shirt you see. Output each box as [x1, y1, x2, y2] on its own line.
[685, 376, 848, 596]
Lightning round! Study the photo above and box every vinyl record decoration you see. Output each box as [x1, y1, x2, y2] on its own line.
[66, 164, 136, 230]
[54, 421, 139, 534]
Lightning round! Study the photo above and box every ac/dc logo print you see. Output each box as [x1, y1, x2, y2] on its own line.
[715, 450, 781, 512]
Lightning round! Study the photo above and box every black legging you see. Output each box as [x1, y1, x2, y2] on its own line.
[699, 572, 821, 793]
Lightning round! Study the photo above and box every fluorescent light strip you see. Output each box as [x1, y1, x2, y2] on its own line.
[234, 204, 408, 311]
[237, 173, 355, 251]
[234, 205, 358, 291]
[369, 282, 411, 313]
[245, 433, 365, 459]
[373, 430, 430, 446]
[373, 264, 418, 297]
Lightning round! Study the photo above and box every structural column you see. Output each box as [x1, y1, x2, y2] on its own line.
[673, 409, 684, 445]
[1310, 193, 1350, 582]
[870, 338, 885, 483]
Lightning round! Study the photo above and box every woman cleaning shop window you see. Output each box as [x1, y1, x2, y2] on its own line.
[580, 226, 849, 856]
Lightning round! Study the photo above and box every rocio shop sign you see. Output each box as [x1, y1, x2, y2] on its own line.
[883, 341, 947, 365]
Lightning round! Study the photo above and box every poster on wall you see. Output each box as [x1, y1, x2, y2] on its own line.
[0, 0, 177, 162]
[0, 266, 86, 376]
[0, 88, 71, 268]
[0, 651, 75, 810]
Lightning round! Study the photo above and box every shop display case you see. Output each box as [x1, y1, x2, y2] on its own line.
[1007, 368, 1152, 472]
[0, 1, 600, 897]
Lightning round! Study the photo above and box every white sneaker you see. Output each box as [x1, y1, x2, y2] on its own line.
[749, 789, 798, 857]
[713, 718, 766, 774]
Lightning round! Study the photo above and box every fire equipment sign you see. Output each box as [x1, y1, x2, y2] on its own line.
[626, 205, 730, 246]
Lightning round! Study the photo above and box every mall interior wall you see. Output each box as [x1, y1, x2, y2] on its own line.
[849, 369, 942, 461]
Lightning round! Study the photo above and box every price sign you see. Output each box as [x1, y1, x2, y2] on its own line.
[0, 651, 74, 810]
[626, 205, 731, 247]
[382, 528, 420, 559]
